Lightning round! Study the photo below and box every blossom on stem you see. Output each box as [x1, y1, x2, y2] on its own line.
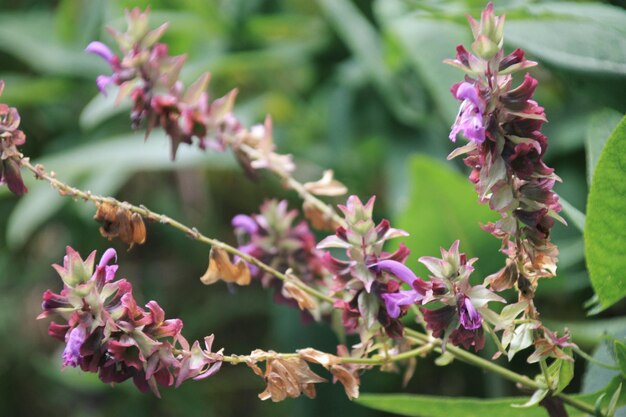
[232, 200, 326, 316]
[318, 195, 430, 338]
[419, 241, 504, 351]
[85, 8, 294, 175]
[39, 247, 222, 397]
[445, 2, 562, 297]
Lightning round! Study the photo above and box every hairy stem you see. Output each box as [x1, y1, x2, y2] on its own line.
[20, 158, 334, 304]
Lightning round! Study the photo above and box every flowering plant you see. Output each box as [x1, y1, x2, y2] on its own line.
[2, 2, 626, 417]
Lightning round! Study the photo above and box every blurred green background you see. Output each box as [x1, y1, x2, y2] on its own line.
[1, 0, 626, 416]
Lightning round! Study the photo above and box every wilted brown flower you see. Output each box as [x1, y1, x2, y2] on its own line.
[246, 351, 326, 402]
[93, 202, 147, 248]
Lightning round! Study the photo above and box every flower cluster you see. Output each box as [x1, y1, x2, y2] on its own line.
[419, 241, 503, 351]
[39, 247, 222, 397]
[86, 8, 294, 174]
[318, 196, 431, 338]
[0, 80, 27, 196]
[232, 200, 326, 311]
[445, 3, 562, 296]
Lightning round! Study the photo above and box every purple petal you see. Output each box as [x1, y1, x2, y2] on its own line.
[85, 41, 115, 64]
[62, 325, 87, 367]
[370, 260, 417, 286]
[231, 214, 258, 234]
[96, 75, 113, 95]
[455, 82, 482, 111]
[99, 248, 117, 267]
[459, 296, 482, 330]
[381, 290, 421, 319]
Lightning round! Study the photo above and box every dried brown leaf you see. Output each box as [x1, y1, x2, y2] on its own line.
[200, 247, 251, 286]
[303, 170, 347, 196]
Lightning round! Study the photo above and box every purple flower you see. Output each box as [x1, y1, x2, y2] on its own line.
[95, 75, 114, 96]
[85, 41, 116, 65]
[458, 296, 482, 330]
[371, 260, 431, 319]
[449, 82, 485, 144]
[62, 325, 87, 367]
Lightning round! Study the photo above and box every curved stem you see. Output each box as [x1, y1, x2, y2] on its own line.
[20, 158, 334, 304]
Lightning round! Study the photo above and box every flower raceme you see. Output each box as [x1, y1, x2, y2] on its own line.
[317, 195, 432, 338]
[231, 200, 327, 315]
[85, 8, 294, 176]
[39, 247, 222, 397]
[446, 2, 562, 296]
[419, 241, 504, 351]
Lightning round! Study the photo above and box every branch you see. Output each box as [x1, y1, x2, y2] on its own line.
[20, 157, 334, 304]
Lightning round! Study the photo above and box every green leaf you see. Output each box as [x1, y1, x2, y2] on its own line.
[506, 3, 626, 76]
[585, 115, 626, 311]
[586, 109, 623, 185]
[393, 155, 500, 278]
[356, 392, 603, 417]
[547, 350, 574, 395]
[614, 341, 626, 379]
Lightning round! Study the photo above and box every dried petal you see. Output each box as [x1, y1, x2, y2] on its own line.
[330, 364, 360, 400]
[303, 170, 347, 196]
[200, 247, 251, 286]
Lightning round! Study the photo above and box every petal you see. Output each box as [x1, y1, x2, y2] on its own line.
[85, 41, 115, 63]
[370, 260, 417, 286]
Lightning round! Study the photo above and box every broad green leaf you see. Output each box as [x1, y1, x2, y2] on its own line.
[356, 391, 607, 417]
[7, 132, 235, 248]
[505, 4, 626, 75]
[585, 115, 626, 311]
[393, 155, 500, 278]
[586, 109, 623, 185]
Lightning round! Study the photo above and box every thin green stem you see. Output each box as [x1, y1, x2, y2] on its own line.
[573, 345, 620, 371]
[21, 158, 335, 304]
